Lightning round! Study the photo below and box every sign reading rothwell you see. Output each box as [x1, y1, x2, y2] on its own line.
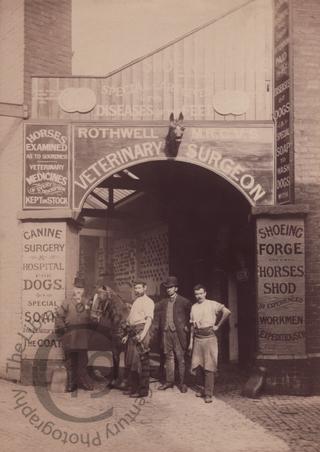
[22, 223, 66, 359]
[73, 125, 274, 209]
[24, 124, 70, 208]
[256, 217, 305, 355]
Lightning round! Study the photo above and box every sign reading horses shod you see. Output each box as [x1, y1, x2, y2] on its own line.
[73, 124, 274, 209]
[256, 217, 306, 355]
[24, 124, 70, 209]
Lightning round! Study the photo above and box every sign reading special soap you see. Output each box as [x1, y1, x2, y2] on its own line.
[22, 223, 66, 359]
[73, 124, 274, 209]
[256, 217, 305, 355]
[274, 0, 294, 204]
[23, 124, 70, 209]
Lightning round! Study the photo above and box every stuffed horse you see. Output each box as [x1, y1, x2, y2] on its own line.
[165, 112, 185, 157]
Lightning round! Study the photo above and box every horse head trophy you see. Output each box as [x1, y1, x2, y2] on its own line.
[165, 112, 185, 157]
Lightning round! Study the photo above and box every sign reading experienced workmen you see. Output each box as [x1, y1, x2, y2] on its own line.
[256, 217, 305, 355]
[24, 124, 70, 208]
[73, 124, 274, 209]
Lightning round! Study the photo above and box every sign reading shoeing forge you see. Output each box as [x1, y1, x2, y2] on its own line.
[73, 125, 274, 209]
[256, 217, 306, 355]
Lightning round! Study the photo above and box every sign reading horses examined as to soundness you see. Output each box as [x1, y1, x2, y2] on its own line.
[24, 124, 70, 209]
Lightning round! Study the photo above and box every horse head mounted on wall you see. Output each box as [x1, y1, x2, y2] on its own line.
[165, 112, 185, 157]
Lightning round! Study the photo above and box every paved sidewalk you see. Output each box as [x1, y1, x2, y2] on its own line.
[0, 376, 319, 452]
[215, 378, 320, 452]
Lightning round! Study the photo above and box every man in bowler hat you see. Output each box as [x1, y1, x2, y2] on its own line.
[157, 276, 191, 392]
[55, 274, 93, 392]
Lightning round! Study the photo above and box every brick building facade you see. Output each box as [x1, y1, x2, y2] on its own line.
[0, 0, 319, 393]
[0, 0, 71, 379]
[292, 0, 320, 392]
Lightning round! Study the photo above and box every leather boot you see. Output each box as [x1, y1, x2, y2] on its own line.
[78, 375, 94, 391]
[66, 370, 77, 392]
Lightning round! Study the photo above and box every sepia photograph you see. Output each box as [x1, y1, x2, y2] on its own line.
[0, 0, 319, 451]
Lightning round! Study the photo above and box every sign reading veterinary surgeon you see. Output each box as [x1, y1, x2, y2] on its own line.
[22, 223, 66, 359]
[73, 124, 274, 209]
[24, 124, 70, 208]
[256, 217, 306, 355]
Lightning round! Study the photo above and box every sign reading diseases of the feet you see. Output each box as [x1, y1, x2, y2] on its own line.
[23, 124, 70, 209]
[21, 223, 66, 359]
[256, 217, 306, 355]
[73, 124, 274, 209]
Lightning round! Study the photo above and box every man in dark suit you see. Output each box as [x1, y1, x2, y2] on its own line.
[55, 275, 93, 392]
[157, 276, 191, 393]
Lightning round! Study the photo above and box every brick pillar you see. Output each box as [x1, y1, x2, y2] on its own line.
[291, 0, 320, 393]
[24, 0, 72, 110]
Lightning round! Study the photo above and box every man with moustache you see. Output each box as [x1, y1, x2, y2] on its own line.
[122, 281, 154, 398]
[189, 284, 231, 403]
[157, 276, 191, 393]
[55, 274, 93, 392]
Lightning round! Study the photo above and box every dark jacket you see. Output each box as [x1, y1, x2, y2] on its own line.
[157, 294, 191, 350]
[55, 295, 91, 350]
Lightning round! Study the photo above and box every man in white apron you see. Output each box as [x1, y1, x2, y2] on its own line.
[189, 284, 231, 403]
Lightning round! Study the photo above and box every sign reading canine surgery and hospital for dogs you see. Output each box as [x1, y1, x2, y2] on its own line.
[22, 222, 66, 359]
[73, 124, 274, 209]
[256, 217, 306, 355]
[23, 124, 70, 209]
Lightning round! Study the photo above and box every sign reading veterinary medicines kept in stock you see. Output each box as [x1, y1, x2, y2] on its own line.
[256, 217, 306, 355]
[73, 124, 274, 209]
[24, 124, 70, 208]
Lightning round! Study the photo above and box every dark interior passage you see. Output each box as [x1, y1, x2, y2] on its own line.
[83, 161, 256, 367]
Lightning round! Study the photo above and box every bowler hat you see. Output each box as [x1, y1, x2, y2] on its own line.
[74, 274, 85, 288]
[163, 276, 178, 288]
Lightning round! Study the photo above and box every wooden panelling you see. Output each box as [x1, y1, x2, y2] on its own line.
[31, 0, 272, 122]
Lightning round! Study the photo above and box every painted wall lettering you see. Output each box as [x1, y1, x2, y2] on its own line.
[24, 124, 70, 209]
[22, 223, 66, 359]
[73, 125, 274, 209]
[256, 217, 306, 354]
[274, 0, 293, 204]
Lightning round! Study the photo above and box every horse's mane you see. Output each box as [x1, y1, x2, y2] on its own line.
[103, 286, 131, 327]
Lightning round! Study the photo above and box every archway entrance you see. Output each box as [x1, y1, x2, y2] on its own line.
[80, 160, 256, 368]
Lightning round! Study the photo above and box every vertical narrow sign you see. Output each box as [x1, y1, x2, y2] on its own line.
[274, 0, 294, 204]
[22, 223, 66, 359]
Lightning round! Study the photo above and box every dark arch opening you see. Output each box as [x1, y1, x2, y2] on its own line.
[82, 160, 256, 368]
